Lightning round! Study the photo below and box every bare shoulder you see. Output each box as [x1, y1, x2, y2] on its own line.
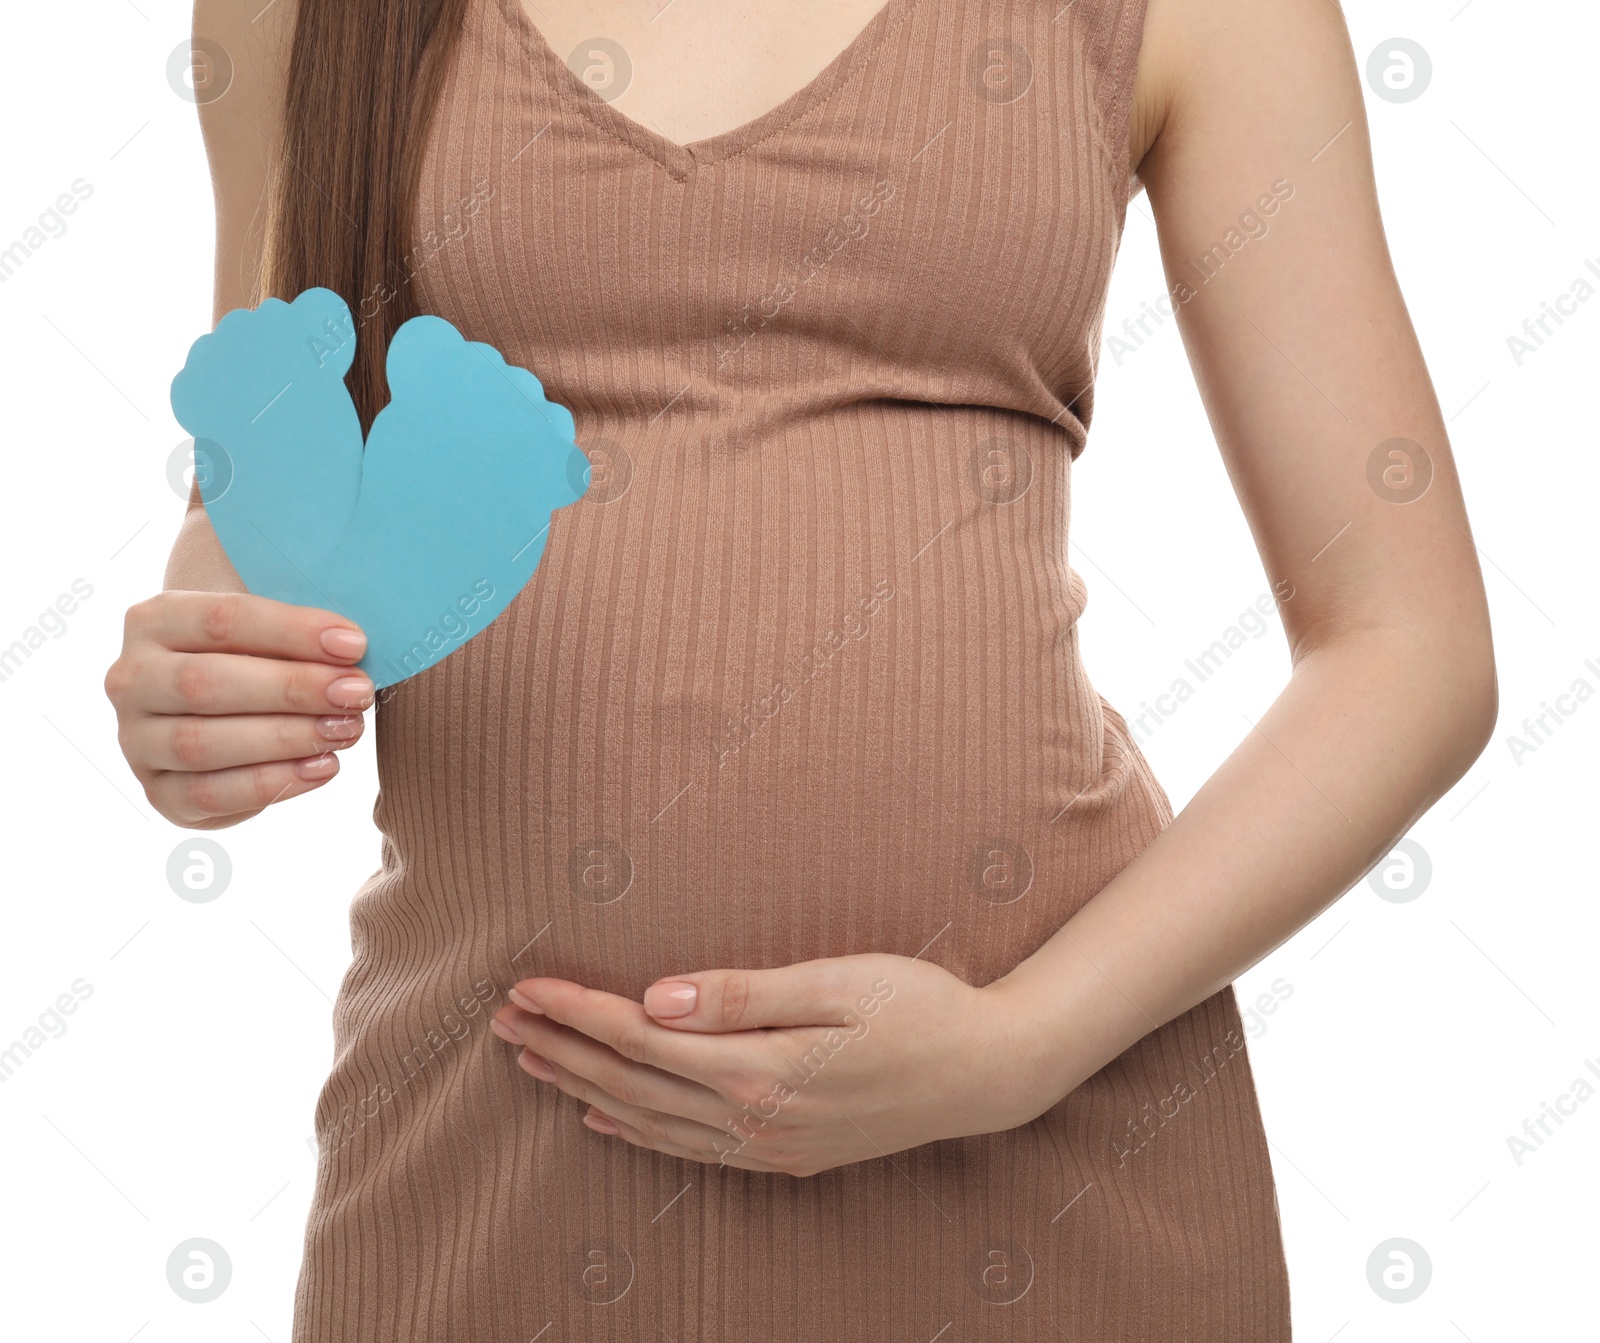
[1128, 0, 1363, 185]
[192, 0, 300, 321]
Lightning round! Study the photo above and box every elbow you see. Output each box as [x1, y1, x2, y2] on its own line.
[1455, 681, 1498, 780]
[1437, 630, 1500, 783]
[1305, 617, 1500, 784]
[1294, 598, 1501, 787]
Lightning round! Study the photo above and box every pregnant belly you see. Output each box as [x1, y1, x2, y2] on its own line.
[351, 410, 1172, 1004]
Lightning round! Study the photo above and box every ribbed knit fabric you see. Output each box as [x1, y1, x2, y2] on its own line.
[291, 0, 1293, 1337]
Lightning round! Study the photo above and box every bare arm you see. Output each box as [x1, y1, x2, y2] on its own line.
[168, 0, 299, 593]
[105, 0, 374, 830]
[988, 0, 1497, 1086]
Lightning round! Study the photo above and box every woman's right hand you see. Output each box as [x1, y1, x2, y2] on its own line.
[104, 590, 375, 829]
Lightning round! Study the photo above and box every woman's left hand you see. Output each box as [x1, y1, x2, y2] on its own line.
[490, 954, 1062, 1177]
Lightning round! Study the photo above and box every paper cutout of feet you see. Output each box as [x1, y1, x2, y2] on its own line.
[170, 287, 588, 688]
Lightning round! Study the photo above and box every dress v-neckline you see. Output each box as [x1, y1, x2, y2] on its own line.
[489, 0, 910, 179]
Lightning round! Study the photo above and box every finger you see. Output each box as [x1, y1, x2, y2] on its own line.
[580, 1104, 786, 1173]
[507, 980, 744, 1088]
[505, 1043, 736, 1151]
[638, 960, 873, 1032]
[137, 647, 374, 716]
[133, 590, 367, 663]
[144, 752, 340, 825]
[493, 1006, 736, 1130]
[126, 711, 365, 773]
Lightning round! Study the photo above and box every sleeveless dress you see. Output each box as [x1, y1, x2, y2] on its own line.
[293, 0, 1293, 1337]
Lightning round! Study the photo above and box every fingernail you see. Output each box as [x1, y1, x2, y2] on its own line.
[583, 1111, 620, 1135]
[320, 627, 367, 659]
[327, 676, 374, 709]
[644, 980, 698, 1018]
[489, 1016, 519, 1043]
[295, 753, 337, 780]
[315, 714, 362, 741]
[520, 1051, 557, 1081]
[508, 988, 543, 1014]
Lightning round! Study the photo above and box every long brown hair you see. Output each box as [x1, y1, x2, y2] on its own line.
[261, 0, 469, 436]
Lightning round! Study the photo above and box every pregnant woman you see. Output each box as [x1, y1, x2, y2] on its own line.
[106, 0, 1496, 1337]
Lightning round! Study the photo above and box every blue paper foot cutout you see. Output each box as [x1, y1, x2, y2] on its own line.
[170, 288, 588, 688]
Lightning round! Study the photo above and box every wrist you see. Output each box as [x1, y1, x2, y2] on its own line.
[975, 968, 1101, 1125]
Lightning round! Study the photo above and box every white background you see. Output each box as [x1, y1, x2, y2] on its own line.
[0, 1, 1594, 1338]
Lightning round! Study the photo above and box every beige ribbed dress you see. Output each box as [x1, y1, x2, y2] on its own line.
[292, 0, 1293, 1336]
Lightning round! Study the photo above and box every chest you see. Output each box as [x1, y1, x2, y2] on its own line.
[515, 0, 897, 151]
[414, 0, 1142, 424]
